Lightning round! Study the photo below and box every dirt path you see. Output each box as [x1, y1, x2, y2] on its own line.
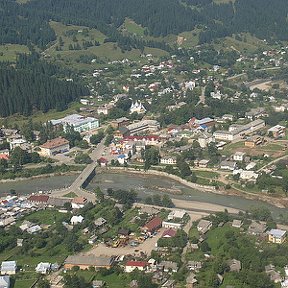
[172, 198, 241, 214]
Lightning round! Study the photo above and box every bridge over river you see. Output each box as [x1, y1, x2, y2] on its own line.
[50, 141, 106, 202]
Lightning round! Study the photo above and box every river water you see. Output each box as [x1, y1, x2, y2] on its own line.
[0, 175, 77, 195]
[0, 171, 286, 218]
[87, 171, 286, 219]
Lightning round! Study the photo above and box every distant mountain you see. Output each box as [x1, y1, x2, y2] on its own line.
[1, 0, 288, 51]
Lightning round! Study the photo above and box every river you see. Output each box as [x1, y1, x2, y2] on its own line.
[87, 171, 286, 219]
[0, 175, 77, 195]
[0, 172, 286, 219]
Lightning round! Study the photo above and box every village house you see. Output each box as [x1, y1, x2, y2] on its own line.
[27, 195, 49, 206]
[111, 117, 130, 129]
[70, 215, 84, 225]
[35, 262, 51, 274]
[187, 261, 202, 272]
[268, 229, 287, 244]
[1, 261, 16, 275]
[168, 210, 186, 220]
[227, 259, 241, 272]
[27, 225, 42, 234]
[197, 220, 212, 234]
[245, 136, 264, 148]
[161, 229, 177, 238]
[114, 127, 130, 139]
[239, 170, 259, 181]
[160, 156, 177, 165]
[158, 261, 179, 273]
[142, 217, 162, 234]
[39, 137, 69, 157]
[186, 273, 197, 288]
[198, 132, 214, 148]
[220, 160, 237, 171]
[233, 152, 246, 162]
[222, 114, 234, 121]
[94, 217, 107, 229]
[268, 125, 286, 138]
[125, 261, 149, 273]
[162, 221, 183, 230]
[0, 276, 10, 288]
[71, 197, 87, 209]
[248, 221, 267, 235]
[245, 107, 266, 120]
[231, 219, 243, 228]
[64, 255, 114, 270]
[265, 264, 282, 283]
[97, 104, 114, 115]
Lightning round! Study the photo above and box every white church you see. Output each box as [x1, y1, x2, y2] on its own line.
[129, 101, 146, 114]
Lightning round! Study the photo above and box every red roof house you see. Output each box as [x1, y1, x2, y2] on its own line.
[125, 261, 149, 273]
[27, 195, 49, 204]
[162, 228, 177, 238]
[142, 217, 162, 233]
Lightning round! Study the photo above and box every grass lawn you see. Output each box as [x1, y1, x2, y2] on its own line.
[223, 141, 245, 154]
[261, 143, 284, 151]
[24, 209, 69, 226]
[233, 183, 262, 194]
[0, 44, 29, 62]
[13, 278, 37, 288]
[122, 18, 145, 36]
[45, 21, 168, 70]
[188, 227, 200, 240]
[179, 28, 202, 48]
[185, 250, 204, 261]
[0, 101, 82, 127]
[206, 225, 239, 254]
[63, 192, 78, 198]
[93, 273, 131, 288]
[213, 33, 270, 53]
[76, 270, 95, 282]
[194, 171, 219, 179]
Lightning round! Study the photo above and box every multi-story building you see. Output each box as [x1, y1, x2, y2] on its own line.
[39, 137, 69, 157]
[51, 114, 99, 133]
[214, 119, 265, 141]
[160, 156, 177, 165]
[268, 229, 286, 244]
[127, 120, 160, 135]
[268, 125, 286, 138]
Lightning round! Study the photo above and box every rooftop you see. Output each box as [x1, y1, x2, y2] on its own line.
[65, 255, 113, 267]
[27, 195, 49, 203]
[40, 137, 69, 149]
[51, 114, 98, 127]
[268, 229, 286, 238]
[126, 261, 148, 267]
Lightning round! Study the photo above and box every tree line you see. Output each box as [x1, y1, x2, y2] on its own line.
[0, 54, 89, 117]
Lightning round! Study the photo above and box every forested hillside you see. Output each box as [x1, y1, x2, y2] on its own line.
[1, 0, 288, 50]
[0, 54, 89, 117]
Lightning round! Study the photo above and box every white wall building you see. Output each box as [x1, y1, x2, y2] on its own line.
[39, 137, 69, 157]
[51, 114, 99, 133]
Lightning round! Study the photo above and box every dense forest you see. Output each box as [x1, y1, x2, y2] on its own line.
[0, 54, 89, 117]
[1, 0, 288, 51]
